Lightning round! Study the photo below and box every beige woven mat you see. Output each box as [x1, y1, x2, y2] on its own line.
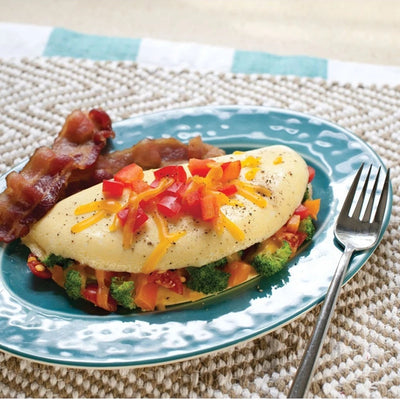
[0, 58, 399, 398]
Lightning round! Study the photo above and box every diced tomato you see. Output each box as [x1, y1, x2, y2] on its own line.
[221, 160, 241, 182]
[308, 166, 316, 183]
[134, 274, 158, 311]
[188, 158, 215, 177]
[286, 214, 301, 233]
[276, 231, 308, 253]
[148, 270, 184, 295]
[82, 283, 118, 312]
[157, 194, 182, 218]
[154, 165, 187, 183]
[27, 254, 52, 279]
[102, 179, 124, 198]
[200, 193, 219, 221]
[114, 163, 144, 185]
[219, 183, 238, 197]
[294, 204, 310, 220]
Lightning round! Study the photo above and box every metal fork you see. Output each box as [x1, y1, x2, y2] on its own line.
[288, 164, 390, 398]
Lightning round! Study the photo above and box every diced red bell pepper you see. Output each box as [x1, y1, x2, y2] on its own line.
[117, 206, 148, 231]
[221, 160, 241, 182]
[219, 183, 238, 197]
[148, 270, 184, 295]
[154, 165, 187, 183]
[114, 163, 144, 185]
[117, 207, 129, 224]
[165, 181, 186, 195]
[133, 207, 149, 230]
[180, 181, 203, 219]
[131, 179, 151, 194]
[157, 194, 182, 218]
[102, 179, 124, 198]
[188, 158, 215, 177]
[82, 283, 118, 312]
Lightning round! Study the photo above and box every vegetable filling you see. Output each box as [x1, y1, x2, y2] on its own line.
[27, 163, 320, 312]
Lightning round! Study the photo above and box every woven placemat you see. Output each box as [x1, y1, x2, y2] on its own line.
[0, 58, 399, 398]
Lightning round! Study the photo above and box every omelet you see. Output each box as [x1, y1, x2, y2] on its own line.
[22, 145, 309, 274]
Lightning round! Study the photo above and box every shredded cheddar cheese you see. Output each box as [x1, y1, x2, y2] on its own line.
[273, 155, 283, 165]
[71, 200, 123, 233]
[71, 156, 273, 271]
[242, 155, 261, 181]
[74, 200, 122, 215]
[218, 212, 245, 241]
[242, 155, 261, 168]
[142, 211, 186, 273]
[234, 181, 270, 208]
[71, 210, 108, 233]
[245, 168, 260, 181]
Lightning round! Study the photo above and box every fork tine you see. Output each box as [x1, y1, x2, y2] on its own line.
[352, 165, 372, 220]
[373, 168, 390, 224]
[338, 163, 364, 219]
[361, 166, 380, 222]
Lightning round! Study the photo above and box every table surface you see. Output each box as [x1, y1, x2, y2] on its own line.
[0, 2, 399, 399]
[0, 0, 399, 66]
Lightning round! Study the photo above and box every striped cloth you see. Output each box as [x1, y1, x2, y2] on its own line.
[1, 22, 400, 86]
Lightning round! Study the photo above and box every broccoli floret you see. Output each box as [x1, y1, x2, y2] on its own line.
[186, 257, 229, 294]
[298, 216, 316, 241]
[110, 277, 136, 310]
[251, 241, 292, 277]
[64, 269, 82, 300]
[43, 253, 73, 269]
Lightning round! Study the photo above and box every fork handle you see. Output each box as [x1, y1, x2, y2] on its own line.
[288, 246, 354, 398]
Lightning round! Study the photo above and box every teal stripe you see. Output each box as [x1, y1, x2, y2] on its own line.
[232, 50, 328, 78]
[43, 28, 141, 61]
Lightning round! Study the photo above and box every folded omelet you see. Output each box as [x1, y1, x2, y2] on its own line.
[23, 145, 309, 274]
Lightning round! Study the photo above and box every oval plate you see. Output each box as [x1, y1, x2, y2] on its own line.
[0, 106, 392, 368]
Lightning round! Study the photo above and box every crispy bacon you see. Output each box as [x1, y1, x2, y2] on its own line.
[0, 109, 115, 243]
[0, 108, 225, 243]
[66, 136, 225, 194]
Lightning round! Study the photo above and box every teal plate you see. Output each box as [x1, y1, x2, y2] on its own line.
[0, 106, 392, 368]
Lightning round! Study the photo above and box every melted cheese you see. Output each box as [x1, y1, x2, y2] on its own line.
[22, 145, 309, 274]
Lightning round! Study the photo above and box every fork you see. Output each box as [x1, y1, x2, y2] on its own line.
[288, 164, 390, 398]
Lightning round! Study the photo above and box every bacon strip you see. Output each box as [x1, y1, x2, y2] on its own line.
[0, 109, 115, 242]
[0, 108, 225, 243]
[66, 135, 225, 194]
